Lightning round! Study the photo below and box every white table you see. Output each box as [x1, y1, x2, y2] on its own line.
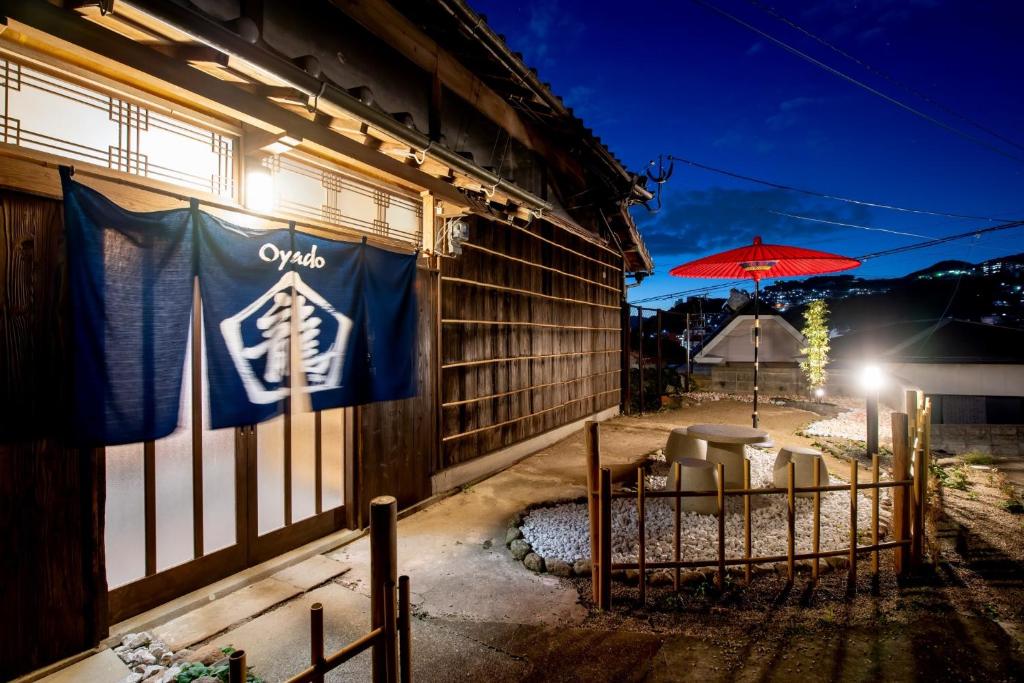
[686, 423, 769, 488]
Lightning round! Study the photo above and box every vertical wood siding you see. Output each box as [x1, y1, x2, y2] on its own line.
[439, 217, 622, 468]
[0, 190, 106, 679]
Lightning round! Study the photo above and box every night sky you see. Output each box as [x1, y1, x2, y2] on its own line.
[471, 0, 1024, 304]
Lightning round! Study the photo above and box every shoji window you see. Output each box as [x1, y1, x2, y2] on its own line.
[0, 57, 236, 198]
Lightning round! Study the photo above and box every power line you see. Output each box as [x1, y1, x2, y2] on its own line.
[769, 210, 929, 238]
[689, 0, 1024, 165]
[746, 0, 1024, 155]
[666, 153, 1015, 221]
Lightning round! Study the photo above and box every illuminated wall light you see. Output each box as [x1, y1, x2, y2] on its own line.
[245, 168, 275, 214]
[859, 364, 885, 393]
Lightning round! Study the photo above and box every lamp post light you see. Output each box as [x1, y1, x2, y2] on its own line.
[813, 386, 825, 403]
[859, 364, 885, 456]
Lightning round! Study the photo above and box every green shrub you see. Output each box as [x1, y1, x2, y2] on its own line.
[961, 451, 995, 465]
[176, 647, 264, 683]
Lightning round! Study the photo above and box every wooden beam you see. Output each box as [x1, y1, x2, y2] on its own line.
[145, 41, 229, 66]
[0, 3, 472, 208]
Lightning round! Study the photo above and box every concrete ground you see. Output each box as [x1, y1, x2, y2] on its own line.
[44, 400, 1024, 682]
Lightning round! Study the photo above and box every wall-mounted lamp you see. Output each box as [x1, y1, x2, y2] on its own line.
[245, 167, 275, 214]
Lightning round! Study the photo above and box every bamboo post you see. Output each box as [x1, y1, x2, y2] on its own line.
[311, 602, 325, 683]
[398, 576, 411, 683]
[921, 401, 929, 561]
[673, 461, 682, 591]
[892, 413, 911, 575]
[743, 459, 751, 585]
[849, 458, 858, 590]
[786, 461, 795, 583]
[812, 460, 821, 582]
[228, 650, 246, 683]
[717, 462, 726, 589]
[871, 454, 880, 575]
[598, 467, 612, 610]
[637, 467, 646, 605]
[911, 411, 926, 565]
[585, 421, 600, 602]
[370, 496, 398, 683]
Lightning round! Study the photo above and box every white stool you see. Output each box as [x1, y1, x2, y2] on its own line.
[669, 457, 719, 515]
[773, 446, 829, 497]
[665, 427, 707, 462]
[705, 443, 747, 489]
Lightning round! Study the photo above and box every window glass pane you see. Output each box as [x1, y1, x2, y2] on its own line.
[321, 408, 345, 510]
[105, 442, 146, 588]
[202, 320, 236, 553]
[263, 153, 421, 244]
[291, 404, 316, 522]
[0, 58, 235, 197]
[154, 336, 194, 572]
[257, 415, 286, 534]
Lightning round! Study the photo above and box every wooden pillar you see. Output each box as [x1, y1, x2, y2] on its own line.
[370, 496, 398, 683]
[310, 603, 325, 683]
[849, 458, 858, 590]
[892, 413, 912, 575]
[622, 302, 632, 414]
[637, 307, 645, 415]
[637, 467, 646, 605]
[656, 310, 663, 401]
[398, 576, 411, 683]
[585, 421, 600, 602]
[598, 468, 612, 610]
[866, 390, 879, 461]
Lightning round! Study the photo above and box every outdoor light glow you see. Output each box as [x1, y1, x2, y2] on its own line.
[859, 364, 885, 392]
[245, 168, 275, 213]
[814, 387, 825, 398]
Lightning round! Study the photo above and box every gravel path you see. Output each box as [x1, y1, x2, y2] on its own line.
[520, 447, 882, 565]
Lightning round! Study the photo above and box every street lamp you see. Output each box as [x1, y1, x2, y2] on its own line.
[814, 386, 825, 402]
[859, 364, 885, 456]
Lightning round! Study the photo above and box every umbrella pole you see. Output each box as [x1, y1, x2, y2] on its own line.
[753, 279, 759, 428]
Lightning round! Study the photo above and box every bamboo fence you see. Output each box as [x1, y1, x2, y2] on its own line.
[587, 393, 932, 609]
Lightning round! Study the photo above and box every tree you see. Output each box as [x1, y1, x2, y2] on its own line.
[799, 299, 830, 394]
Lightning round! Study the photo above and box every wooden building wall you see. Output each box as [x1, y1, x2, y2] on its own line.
[439, 217, 623, 468]
[356, 266, 437, 522]
[0, 190, 107, 680]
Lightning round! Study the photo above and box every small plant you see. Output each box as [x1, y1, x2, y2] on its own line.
[1000, 497, 1024, 514]
[961, 451, 995, 466]
[176, 647, 264, 683]
[799, 300, 830, 395]
[932, 462, 970, 491]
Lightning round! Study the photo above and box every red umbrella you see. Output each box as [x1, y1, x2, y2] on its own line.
[670, 236, 860, 427]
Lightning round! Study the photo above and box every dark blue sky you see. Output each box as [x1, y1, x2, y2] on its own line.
[471, 0, 1024, 304]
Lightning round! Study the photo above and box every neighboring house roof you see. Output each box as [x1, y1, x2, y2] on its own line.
[695, 313, 805, 364]
[830, 318, 1024, 365]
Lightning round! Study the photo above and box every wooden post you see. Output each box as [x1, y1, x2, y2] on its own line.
[370, 496, 398, 683]
[637, 307, 645, 415]
[311, 602, 325, 683]
[598, 467, 613, 610]
[849, 458, 858, 590]
[585, 421, 600, 602]
[717, 462, 726, 589]
[684, 313, 692, 392]
[673, 461, 682, 591]
[786, 461, 795, 583]
[637, 467, 646, 605]
[920, 402, 931, 559]
[656, 310, 663, 401]
[892, 413, 911, 575]
[398, 576, 411, 683]
[905, 390, 919, 447]
[228, 650, 246, 683]
[911, 415, 926, 566]
[812, 460, 821, 581]
[622, 301, 631, 414]
[743, 458, 751, 585]
[871, 454, 880, 576]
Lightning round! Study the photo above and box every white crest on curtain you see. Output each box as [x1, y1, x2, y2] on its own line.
[220, 272, 351, 404]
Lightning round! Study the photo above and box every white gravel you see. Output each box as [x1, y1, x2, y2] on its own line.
[804, 402, 894, 443]
[519, 447, 883, 565]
